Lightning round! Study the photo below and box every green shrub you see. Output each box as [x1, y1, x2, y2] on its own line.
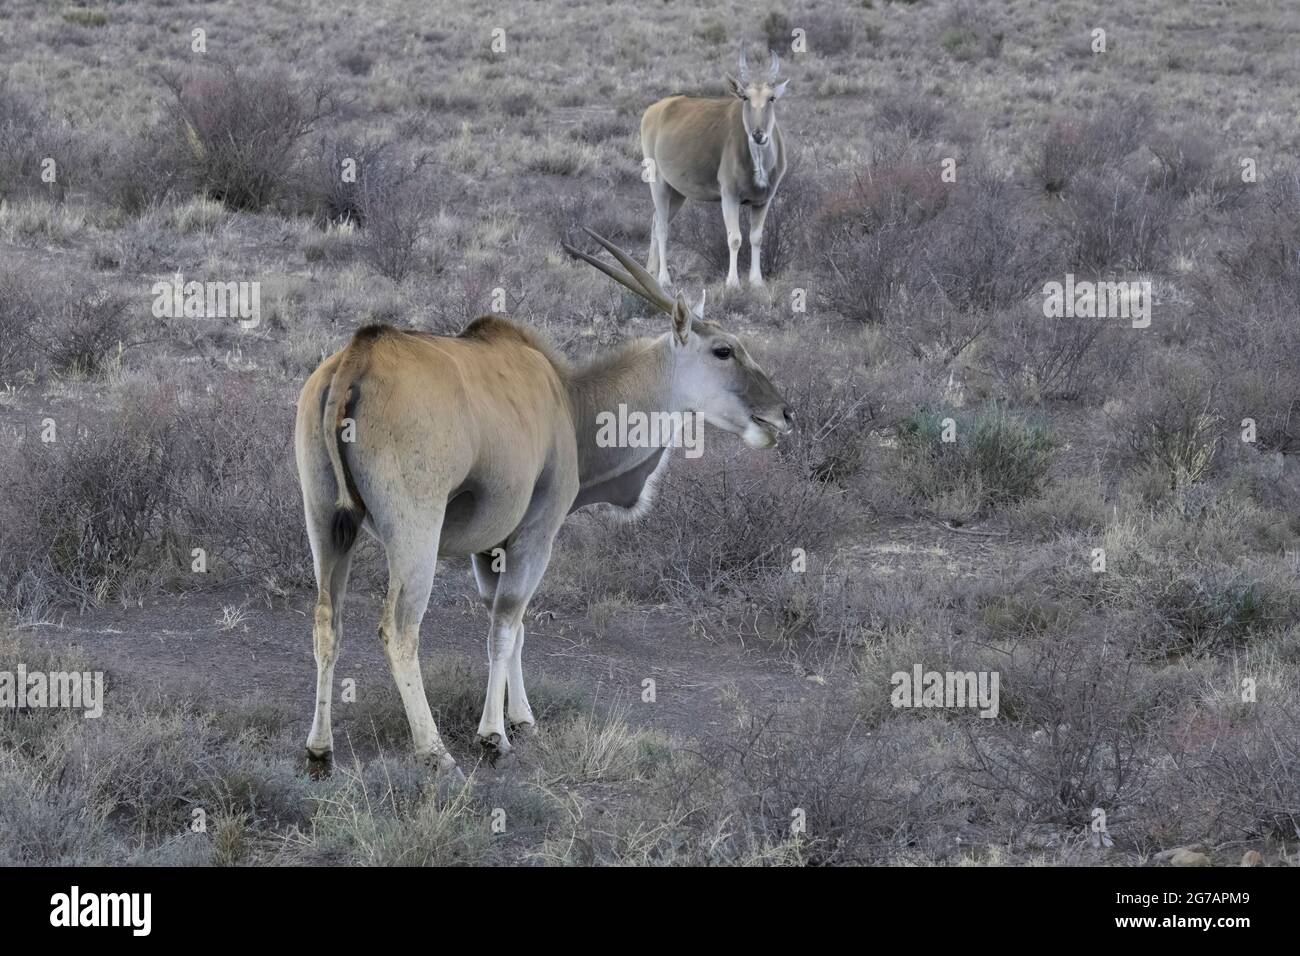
[892, 406, 1055, 519]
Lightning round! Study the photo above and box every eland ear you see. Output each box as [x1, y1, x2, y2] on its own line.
[772, 78, 790, 99]
[724, 74, 745, 99]
[671, 294, 694, 345]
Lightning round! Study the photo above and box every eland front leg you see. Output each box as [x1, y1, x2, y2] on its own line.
[748, 201, 771, 287]
[472, 553, 536, 734]
[722, 190, 743, 289]
[476, 499, 565, 760]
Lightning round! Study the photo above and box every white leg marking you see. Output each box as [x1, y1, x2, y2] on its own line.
[649, 178, 674, 288]
[722, 194, 742, 289]
[477, 616, 520, 750]
[748, 202, 771, 287]
[506, 623, 534, 727]
[306, 596, 336, 757]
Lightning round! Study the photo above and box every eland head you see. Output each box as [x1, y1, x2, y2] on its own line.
[563, 228, 793, 448]
[726, 50, 789, 148]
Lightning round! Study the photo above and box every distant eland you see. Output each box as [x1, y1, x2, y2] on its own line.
[641, 49, 790, 289]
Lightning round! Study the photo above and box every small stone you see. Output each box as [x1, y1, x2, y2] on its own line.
[1155, 844, 1203, 863]
[1170, 849, 1210, 867]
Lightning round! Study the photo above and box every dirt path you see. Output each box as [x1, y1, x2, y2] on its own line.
[16, 583, 826, 744]
[14, 520, 1001, 747]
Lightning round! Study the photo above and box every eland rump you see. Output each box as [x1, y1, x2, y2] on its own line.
[641, 49, 790, 290]
[294, 231, 792, 776]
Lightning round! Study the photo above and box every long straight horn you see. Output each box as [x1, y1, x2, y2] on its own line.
[768, 51, 781, 81]
[738, 48, 751, 84]
[561, 230, 675, 315]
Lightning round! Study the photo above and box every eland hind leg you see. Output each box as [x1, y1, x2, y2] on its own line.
[304, 524, 354, 763]
[378, 513, 461, 778]
[299, 425, 355, 765]
[646, 178, 685, 289]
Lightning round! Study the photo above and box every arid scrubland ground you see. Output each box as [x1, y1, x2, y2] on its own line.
[1, 0, 1299, 866]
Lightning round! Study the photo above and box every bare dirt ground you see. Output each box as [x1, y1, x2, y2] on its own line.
[17, 516, 995, 752]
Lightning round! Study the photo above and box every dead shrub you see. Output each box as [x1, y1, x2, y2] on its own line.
[937, 3, 1003, 62]
[1145, 561, 1299, 657]
[770, 346, 881, 484]
[99, 122, 194, 214]
[41, 287, 133, 375]
[0, 267, 41, 375]
[1, 400, 183, 605]
[958, 629, 1161, 832]
[821, 173, 1057, 330]
[986, 299, 1134, 403]
[1057, 173, 1173, 272]
[159, 63, 334, 212]
[1146, 124, 1247, 207]
[0, 377, 311, 610]
[0, 270, 133, 377]
[0, 79, 84, 202]
[1029, 104, 1152, 194]
[300, 136, 390, 226]
[1115, 356, 1225, 492]
[877, 92, 947, 141]
[668, 709, 967, 864]
[357, 155, 437, 282]
[1188, 702, 1300, 842]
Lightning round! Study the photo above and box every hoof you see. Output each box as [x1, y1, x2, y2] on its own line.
[423, 752, 466, 785]
[510, 720, 538, 738]
[305, 748, 333, 780]
[438, 760, 467, 788]
[478, 732, 513, 764]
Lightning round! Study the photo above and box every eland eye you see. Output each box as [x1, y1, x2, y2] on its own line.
[712, 345, 733, 360]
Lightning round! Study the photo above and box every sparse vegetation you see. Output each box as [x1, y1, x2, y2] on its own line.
[0, 0, 1297, 868]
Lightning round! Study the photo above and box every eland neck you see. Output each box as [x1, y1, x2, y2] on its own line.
[748, 136, 774, 188]
[566, 333, 679, 490]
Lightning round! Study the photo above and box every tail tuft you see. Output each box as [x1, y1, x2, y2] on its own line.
[331, 506, 362, 551]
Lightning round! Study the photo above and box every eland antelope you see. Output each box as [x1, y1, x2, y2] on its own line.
[641, 49, 789, 290]
[294, 231, 793, 776]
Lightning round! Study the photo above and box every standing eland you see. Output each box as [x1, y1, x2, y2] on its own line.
[294, 230, 793, 778]
[641, 49, 790, 290]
